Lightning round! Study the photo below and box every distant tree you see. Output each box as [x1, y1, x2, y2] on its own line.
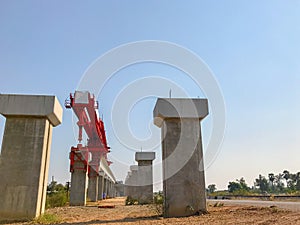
[47, 181, 58, 193]
[227, 178, 250, 193]
[287, 173, 298, 192]
[255, 174, 269, 193]
[238, 177, 250, 191]
[274, 173, 284, 193]
[46, 180, 68, 208]
[283, 170, 290, 187]
[296, 172, 300, 191]
[47, 180, 67, 193]
[55, 183, 66, 192]
[208, 184, 217, 193]
[268, 173, 275, 191]
[228, 181, 241, 193]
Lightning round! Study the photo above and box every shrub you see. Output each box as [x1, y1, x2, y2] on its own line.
[34, 213, 61, 224]
[153, 192, 163, 216]
[125, 196, 138, 205]
[46, 192, 68, 209]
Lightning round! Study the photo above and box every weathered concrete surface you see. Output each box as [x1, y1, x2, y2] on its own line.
[0, 94, 63, 126]
[125, 165, 139, 200]
[107, 179, 110, 198]
[154, 98, 208, 218]
[129, 165, 139, 200]
[135, 152, 155, 204]
[87, 169, 98, 202]
[124, 172, 132, 197]
[98, 173, 104, 200]
[0, 94, 62, 220]
[70, 161, 88, 206]
[115, 181, 125, 197]
[103, 177, 108, 199]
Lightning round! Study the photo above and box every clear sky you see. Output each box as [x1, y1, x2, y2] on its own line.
[0, 1, 299, 190]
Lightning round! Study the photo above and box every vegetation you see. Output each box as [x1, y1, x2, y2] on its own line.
[228, 177, 250, 194]
[153, 191, 163, 216]
[254, 170, 300, 194]
[125, 196, 138, 205]
[207, 184, 217, 194]
[33, 213, 61, 224]
[207, 170, 300, 196]
[46, 180, 70, 209]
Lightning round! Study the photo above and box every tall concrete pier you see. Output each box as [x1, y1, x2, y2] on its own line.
[125, 165, 139, 200]
[124, 171, 132, 197]
[70, 152, 115, 203]
[87, 151, 101, 201]
[0, 94, 62, 220]
[135, 152, 155, 204]
[87, 169, 99, 202]
[98, 172, 104, 200]
[69, 154, 88, 206]
[154, 98, 208, 217]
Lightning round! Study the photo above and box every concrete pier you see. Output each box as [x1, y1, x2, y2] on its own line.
[70, 160, 88, 206]
[128, 165, 139, 200]
[115, 181, 125, 197]
[0, 94, 62, 220]
[87, 169, 99, 202]
[103, 176, 108, 199]
[98, 173, 104, 200]
[135, 152, 155, 204]
[154, 98, 208, 217]
[106, 178, 111, 197]
[124, 172, 132, 197]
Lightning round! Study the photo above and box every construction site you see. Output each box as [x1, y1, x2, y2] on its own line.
[1, 2, 300, 224]
[0, 92, 300, 225]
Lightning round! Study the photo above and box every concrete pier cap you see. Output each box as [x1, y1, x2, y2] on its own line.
[153, 98, 208, 127]
[135, 152, 155, 161]
[0, 94, 63, 126]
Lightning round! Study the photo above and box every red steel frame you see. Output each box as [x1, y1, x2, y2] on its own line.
[65, 91, 111, 177]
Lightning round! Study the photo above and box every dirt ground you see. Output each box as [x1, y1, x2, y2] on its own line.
[3, 197, 300, 225]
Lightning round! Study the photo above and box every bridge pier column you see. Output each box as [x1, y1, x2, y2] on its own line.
[98, 172, 104, 200]
[135, 152, 155, 204]
[70, 159, 88, 206]
[0, 95, 62, 220]
[154, 98, 208, 217]
[87, 169, 99, 202]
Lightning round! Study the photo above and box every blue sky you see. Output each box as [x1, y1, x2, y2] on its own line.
[0, 1, 300, 190]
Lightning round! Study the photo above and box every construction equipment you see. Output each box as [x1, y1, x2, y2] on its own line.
[65, 91, 111, 177]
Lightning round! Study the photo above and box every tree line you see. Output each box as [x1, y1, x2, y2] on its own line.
[208, 170, 300, 195]
[46, 180, 70, 208]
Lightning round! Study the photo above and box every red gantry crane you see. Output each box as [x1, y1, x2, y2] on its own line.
[65, 91, 111, 179]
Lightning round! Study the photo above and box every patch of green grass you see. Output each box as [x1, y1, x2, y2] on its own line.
[46, 192, 68, 209]
[33, 213, 61, 224]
